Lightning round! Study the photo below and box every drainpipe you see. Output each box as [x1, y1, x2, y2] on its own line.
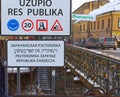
[98, 0, 100, 8]
[89, 1, 93, 38]
[90, 1, 93, 12]
[111, 11, 113, 37]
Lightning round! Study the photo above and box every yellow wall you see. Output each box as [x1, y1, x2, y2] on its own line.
[111, 12, 120, 41]
[92, 13, 112, 38]
[73, 21, 89, 41]
[112, 12, 120, 30]
[73, 12, 120, 41]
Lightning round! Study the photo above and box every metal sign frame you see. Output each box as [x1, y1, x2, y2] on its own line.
[7, 40, 65, 67]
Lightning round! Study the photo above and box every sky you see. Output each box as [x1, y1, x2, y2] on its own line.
[72, 0, 115, 12]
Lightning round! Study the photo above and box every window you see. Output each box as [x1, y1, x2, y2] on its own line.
[97, 21, 99, 29]
[80, 25, 82, 31]
[87, 22, 89, 29]
[102, 19, 104, 29]
[108, 18, 110, 28]
[91, 22, 92, 30]
[118, 18, 120, 28]
[83, 24, 85, 31]
[94, 22, 96, 30]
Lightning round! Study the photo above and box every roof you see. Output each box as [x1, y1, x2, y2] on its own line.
[89, 0, 120, 16]
[73, 0, 97, 14]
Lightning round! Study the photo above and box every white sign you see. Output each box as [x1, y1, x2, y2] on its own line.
[7, 40, 64, 67]
[72, 14, 96, 22]
[1, 0, 71, 35]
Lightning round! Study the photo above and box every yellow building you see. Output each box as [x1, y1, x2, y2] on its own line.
[89, 11, 120, 41]
[72, 0, 120, 42]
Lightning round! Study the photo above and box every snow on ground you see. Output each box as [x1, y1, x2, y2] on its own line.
[7, 68, 30, 73]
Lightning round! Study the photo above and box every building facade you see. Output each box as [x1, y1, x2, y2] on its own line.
[72, 0, 120, 42]
[89, 12, 120, 40]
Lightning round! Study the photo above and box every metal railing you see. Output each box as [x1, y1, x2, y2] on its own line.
[65, 44, 120, 96]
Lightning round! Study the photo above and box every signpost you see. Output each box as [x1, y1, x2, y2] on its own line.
[1, 0, 70, 96]
[6, 40, 64, 96]
[1, 0, 71, 35]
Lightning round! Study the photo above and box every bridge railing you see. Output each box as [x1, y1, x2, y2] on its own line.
[65, 44, 120, 96]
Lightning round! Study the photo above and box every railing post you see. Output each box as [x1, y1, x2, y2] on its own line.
[51, 67, 55, 95]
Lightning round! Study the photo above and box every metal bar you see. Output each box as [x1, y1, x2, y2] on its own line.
[51, 67, 55, 95]
[17, 67, 21, 95]
[30, 68, 32, 95]
[5, 61, 8, 97]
